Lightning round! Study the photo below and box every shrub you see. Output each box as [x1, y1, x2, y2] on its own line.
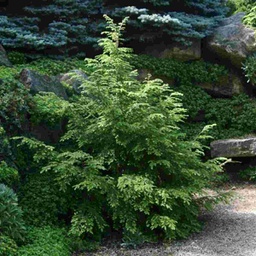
[0, 184, 25, 241]
[7, 51, 27, 65]
[239, 167, 256, 181]
[19, 58, 88, 76]
[18, 226, 71, 256]
[0, 78, 31, 133]
[226, 0, 255, 14]
[39, 15, 229, 242]
[0, 235, 18, 256]
[0, 161, 19, 187]
[205, 94, 256, 139]
[129, 54, 228, 87]
[18, 173, 70, 227]
[242, 54, 256, 86]
[30, 92, 69, 126]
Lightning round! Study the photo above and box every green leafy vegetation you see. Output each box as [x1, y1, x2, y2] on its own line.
[17, 226, 71, 256]
[30, 92, 69, 126]
[243, 54, 256, 85]
[0, 184, 26, 241]
[239, 167, 256, 181]
[129, 54, 228, 86]
[2, 6, 256, 253]
[0, 235, 18, 256]
[0, 161, 19, 187]
[18, 173, 70, 227]
[226, 0, 255, 14]
[22, 15, 229, 245]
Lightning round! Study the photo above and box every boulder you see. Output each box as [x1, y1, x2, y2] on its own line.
[19, 68, 68, 99]
[199, 73, 244, 97]
[142, 39, 201, 61]
[211, 137, 256, 158]
[206, 13, 256, 68]
[0, 45, 12, 67]
[58, 69, 88, 95]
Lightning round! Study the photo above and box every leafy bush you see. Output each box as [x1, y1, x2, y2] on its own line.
[0, 161, 19, 187]
[239, 167, 256, 181]
[205, 94, 256, 139]
[18, 173, 70, 227]
[129, 54, 228, 86]
[226, 0, 255, 14]
[36, 15, 229, 242]
[18, 58, 88, 76]
[0, 184, 25, 241]
[242, 54, 256, 85]
[243, 5, 256, 28]
[0, 78, 31, 133]
[0, 235, 18, 256]
[7, 51, 27, 65]
[18, 226, 71, 256]
[30, 92, 69, 126]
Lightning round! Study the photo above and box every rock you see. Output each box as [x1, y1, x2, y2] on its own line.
[137, 69, 175, 85]
[199, 73, 244, 97]
[58, 69, 88, 95]
[142, 39, 201, 61]
[0, 45, 12, 67]
[211, 138, 256, 158]
[19, 68, 68, 99]
[206, 13, 256, 68]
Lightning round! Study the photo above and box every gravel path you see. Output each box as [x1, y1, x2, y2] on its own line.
[80, 186, 256, 256]
[171, 204, 256, 256]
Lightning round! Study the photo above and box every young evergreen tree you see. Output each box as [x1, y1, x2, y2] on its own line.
[19, 15, 229, 242]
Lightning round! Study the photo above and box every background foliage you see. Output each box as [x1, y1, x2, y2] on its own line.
[1, 0, 228, 57]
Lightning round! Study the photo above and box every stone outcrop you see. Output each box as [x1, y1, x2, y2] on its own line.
[211, 138, 256, 158]
[58, 69, 88, 95]
[143, 40, 201, 61]
[199, 73, 244, 97]
[19, 68, 68, 99]
[0, 45, 12, 67]
[206, 13, 256, 68]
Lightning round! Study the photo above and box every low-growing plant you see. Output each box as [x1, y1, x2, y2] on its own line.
[129, 54, 228, 87]
[0, 235, 18, 256]
[242, 54, 256, 86]
[0, 78, 31, 133]
[17, 226, 71, 256]
[205, 94, 256, 140]
[0, 161, 19, 187]
[18, 172, 70, 227]
[239, 166, 256, 181]
[0, 184, 26, 241]
[7, 51, 27, 65]
[16, 58, 90, 76]
[30, 92, 69, 126]
[243, 4, 256, 27]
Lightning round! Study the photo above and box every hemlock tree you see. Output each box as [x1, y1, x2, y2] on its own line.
[0, 0, 228, 56]
[22, 15, 229, 242]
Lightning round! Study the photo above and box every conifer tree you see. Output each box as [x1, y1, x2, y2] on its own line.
[20, 15, 229, 242]
[0, 0, 228, 56]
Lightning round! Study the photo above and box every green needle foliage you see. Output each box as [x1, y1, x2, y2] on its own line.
[23, 15, 228, 243]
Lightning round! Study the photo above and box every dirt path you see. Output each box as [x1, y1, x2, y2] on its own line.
[79, 185, 256, 256]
